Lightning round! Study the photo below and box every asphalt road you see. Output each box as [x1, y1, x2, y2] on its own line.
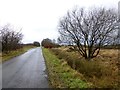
[2, 47, 49, 88]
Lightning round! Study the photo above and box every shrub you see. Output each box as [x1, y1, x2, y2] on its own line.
[41, 38, 60, 48]
[33, 41, 40, 46]
[1, 24, 23, 53]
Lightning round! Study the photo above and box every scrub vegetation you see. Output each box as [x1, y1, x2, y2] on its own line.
[47, 46, 119, 88]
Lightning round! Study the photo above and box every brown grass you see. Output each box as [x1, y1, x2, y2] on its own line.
[50, 47, 119, 88]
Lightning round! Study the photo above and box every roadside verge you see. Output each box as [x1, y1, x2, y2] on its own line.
[42, 48, 89, 88]
[1, 46, 36, 63]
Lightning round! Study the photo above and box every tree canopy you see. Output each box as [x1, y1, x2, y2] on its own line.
[58, 7, 118, 60]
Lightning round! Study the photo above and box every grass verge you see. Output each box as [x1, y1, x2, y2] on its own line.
[42, 48, 90, 88]
[1, 45, 36, 62]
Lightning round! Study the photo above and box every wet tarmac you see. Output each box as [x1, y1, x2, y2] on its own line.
[2, 47, 49, 88]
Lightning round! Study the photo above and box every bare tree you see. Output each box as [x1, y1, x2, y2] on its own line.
[0, 24, 23, 53]
[57, 36, 74, 45]
[58, 7, 118, 60]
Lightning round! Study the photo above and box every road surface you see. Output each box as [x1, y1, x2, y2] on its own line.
[2, 47, 49, 88]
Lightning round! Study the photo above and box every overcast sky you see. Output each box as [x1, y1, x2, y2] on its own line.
[0, 0, 119, 43]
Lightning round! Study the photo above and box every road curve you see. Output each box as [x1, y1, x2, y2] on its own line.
[2, 47, 49, 88]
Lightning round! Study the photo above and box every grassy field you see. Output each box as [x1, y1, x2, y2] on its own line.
[1, 45, 36, 63]
[42, 48, 91, 88]
[45, 46, 119, 88]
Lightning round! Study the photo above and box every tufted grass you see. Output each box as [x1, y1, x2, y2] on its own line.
[42, 48, 90, 88]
